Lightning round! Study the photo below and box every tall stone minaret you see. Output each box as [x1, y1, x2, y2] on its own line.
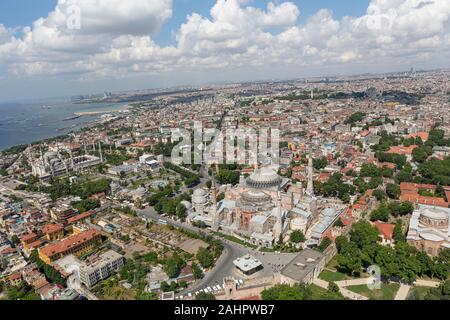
[274, 191, 283, 239]
[306, 154, 314, 196]
[211, 173, 219, 232]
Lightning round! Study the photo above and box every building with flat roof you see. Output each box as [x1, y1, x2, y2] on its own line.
[279, 249, 326, 285]
[233, 254, 263, 275]
[79, 250, 124, 288]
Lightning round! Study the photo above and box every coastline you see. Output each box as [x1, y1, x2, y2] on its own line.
[0, 102, 130, 151]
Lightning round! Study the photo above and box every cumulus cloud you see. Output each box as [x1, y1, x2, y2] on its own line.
[0, 0, 449, 80]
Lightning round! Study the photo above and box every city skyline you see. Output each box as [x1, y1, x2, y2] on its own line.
[1, 0, 449, 101]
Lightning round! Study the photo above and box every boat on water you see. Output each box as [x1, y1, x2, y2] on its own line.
[63, 114, 81, 121]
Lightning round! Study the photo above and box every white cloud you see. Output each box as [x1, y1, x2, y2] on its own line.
[0, 0, 449, 82]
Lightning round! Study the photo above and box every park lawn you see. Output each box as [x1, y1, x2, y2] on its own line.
[326, 256, 340, 269]
[309, 284, 329, 300]
[347, 283, 400, 300]
[319, 270, 351, 282]
[216, 232, 257, 249]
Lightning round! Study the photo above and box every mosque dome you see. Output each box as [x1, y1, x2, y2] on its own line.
[246, 167, 282, 189]
[192, 189, 207, 205]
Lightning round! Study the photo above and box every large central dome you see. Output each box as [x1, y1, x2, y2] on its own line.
[246, 167, 282, 189]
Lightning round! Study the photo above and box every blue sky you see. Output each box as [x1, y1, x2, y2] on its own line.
[0, 0, 371, 46]
[0, 0, 448, 101]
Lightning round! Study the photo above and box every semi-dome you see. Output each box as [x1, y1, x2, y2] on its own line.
[422, 208, 448, 221]
[246, 167, 282, 189]
[180, 200, 192, 210]
[241, 190, 271, 204]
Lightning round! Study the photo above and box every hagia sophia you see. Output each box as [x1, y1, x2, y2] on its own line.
[187, 156, 346, 248]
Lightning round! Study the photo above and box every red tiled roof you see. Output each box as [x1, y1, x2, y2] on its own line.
[1, 247, 16, 255]
[9, 273, 22, 281]
[406, 132, 429, 142]
[42, 223, 64, 235]
[373, 221, 395, 240]
[39, 229, 102, 257]
[26, 240, 44, 249]
[387, 145, 417, 155]
[67, 210, 94, 224]
[20, 233, 37, 242]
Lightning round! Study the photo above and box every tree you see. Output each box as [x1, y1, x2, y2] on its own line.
[290, 230, 306, 243]
[318, 237, 332, 252]
[370, 205, 390, 222]
[196, 292, 216, 300]
[386, 183, 401, 199]
[337, 242, 362, 276]
[393, 220, 405, 243]
[424, 280, 450, 300]
[176, 203, 187, 220]
[163, 253, 186, 278]
[196, 248, 214, 269]
[335, 236, 348, 253]
[313, 157, 329, 171]
[349, 221, 379, 248]
[333, 219, 345, 228]
[261, 284, 312, 300]
[373, 189, 387, 201]
[328, 282, 340, 294]
[412, 146, 429, 163]
[360, 163, 382, 177]
[192, 263, 204, 279]
[11, 235, 20, 246]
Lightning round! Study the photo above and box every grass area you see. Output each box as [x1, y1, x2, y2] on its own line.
[326, 256, 340, 269]
[407, 286, 431, 300]
[347, 283, 400, 300]
[92, 276, 137, 300]
[319, 270, 351, 282]
[216, 232, 257, 249]
[309, 284, 329, 300]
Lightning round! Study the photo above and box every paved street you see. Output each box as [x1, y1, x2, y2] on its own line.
[137, 207, 297, 297]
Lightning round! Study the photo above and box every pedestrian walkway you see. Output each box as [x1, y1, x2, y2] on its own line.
[335, 278, 371, 287]
[394, 283, 411, 300]
[413, 279, 440, 288]
[313, 278, 368, 300]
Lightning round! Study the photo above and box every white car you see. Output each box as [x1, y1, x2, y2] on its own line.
[238, 280, 244, 285]
[188, 293, 192, 298]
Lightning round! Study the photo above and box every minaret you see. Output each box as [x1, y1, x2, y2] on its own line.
[306, 154, 314, 196]
[239, 172, 245, 187]
[98, 141, 103, 163]
[274, 191, 283, 239]
[211, 173, 219, 232]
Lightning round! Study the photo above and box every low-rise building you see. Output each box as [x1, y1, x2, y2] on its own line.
[38, 229, 103, 264]
[279, 249, 326, 285]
